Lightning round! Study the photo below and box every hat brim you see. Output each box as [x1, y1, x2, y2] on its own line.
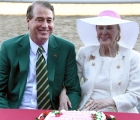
[76, 16, 139, 49]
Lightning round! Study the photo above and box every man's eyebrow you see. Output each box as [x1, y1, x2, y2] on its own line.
[35, 17, 43, 20]
[47, 17, 53, 20]
[36, 17, 53, 19]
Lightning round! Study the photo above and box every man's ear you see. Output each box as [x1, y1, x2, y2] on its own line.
[26, 17, 30, 23]
[26, 18, 30, 30]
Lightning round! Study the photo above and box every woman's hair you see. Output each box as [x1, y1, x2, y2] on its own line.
[26, 1, 55, 20]
[117, 24, 120, 30]
[117, 24, 121, 41]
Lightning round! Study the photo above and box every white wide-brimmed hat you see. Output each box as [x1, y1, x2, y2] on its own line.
[76, 10, 139, 49]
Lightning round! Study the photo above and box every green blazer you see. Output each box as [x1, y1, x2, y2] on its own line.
[0, 34, 81, 110]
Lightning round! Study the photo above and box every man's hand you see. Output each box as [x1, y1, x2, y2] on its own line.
[59, 87, 72, 110]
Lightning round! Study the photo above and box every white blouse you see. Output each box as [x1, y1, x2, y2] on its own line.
[92, 57, 113, 100]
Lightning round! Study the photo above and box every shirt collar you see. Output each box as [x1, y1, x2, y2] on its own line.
[29, 37, 49, 55]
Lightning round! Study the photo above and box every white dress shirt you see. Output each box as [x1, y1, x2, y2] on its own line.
[19, 38, 48, 109]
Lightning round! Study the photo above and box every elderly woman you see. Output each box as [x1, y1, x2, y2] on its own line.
[59, 10, 140, 113]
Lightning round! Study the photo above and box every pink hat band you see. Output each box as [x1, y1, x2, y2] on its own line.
[98, 10, 121, 19]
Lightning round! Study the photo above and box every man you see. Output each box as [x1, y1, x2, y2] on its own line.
[0, 1, 81, 110]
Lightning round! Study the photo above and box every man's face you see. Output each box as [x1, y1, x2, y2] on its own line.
[27, 4, 54, 46]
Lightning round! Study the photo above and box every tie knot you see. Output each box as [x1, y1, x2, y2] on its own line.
[37, 46, 44, 54]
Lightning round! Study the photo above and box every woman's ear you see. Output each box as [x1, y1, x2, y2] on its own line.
[116, 33, 121, 42]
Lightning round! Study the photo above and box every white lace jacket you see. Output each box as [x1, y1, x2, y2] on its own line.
[77, 45, 140, 113]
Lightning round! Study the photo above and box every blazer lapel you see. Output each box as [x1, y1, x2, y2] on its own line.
[17, 34, 30, 100]
[47, 35, 59, 101]
[47, 35, 59, 82]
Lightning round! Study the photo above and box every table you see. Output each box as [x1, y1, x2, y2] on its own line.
[0, 109, 44, 120]
[0, 109, 140, 120]
[105, 112, 140, 120]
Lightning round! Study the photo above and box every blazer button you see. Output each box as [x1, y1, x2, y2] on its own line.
[117, 65, 120, 69]
[92, 63, 95, 66]
[54, 54, 57, 57]
[118, 82, 121, 85]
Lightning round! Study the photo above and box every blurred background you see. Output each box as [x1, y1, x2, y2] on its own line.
[0, 0, 140, 112]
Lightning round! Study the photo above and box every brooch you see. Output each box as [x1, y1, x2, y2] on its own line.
[88, 55, 95, 61]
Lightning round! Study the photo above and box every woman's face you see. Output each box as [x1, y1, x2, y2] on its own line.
[96, 25, 120, 45]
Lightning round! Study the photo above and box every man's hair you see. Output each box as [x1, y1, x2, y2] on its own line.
[26, 1, 55, 20]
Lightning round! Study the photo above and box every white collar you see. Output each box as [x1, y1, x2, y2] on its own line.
[29, 37, 49, 55]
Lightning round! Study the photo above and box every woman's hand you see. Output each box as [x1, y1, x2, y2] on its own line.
[84, 98, 115, 111]
[59, 87, 72, 110]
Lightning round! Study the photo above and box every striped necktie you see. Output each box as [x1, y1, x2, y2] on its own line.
[36, 46, 51, 109]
